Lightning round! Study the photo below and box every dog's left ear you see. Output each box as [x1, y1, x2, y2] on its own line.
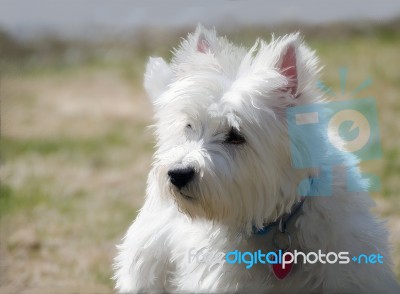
[144, 57, 173, 103]
[277, 43, 298, 96]
[274, 33, 319, 99]
[275, 35, 301, 97]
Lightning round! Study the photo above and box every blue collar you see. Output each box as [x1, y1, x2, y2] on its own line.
[253, 198, 305, 235]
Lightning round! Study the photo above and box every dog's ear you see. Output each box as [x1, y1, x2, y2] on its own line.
[194, 24, 214, 54]
[278, 43, 298, 96]
[275, 35, 300, 97]
[144, 57, 173, 103]
[196, 32, 211, 53]
[273, 33, 319, 99]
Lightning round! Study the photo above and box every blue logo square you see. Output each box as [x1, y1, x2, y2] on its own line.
[287, 97, 381, 196]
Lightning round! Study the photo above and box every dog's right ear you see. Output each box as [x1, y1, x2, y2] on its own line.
[144, 57, 173, 103]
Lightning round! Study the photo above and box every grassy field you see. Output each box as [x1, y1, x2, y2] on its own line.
[1, 27, 399, 292]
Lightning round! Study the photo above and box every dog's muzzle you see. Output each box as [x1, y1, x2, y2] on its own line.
[168, 165, 195, 189]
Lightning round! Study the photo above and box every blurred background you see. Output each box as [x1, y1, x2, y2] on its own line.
[1, 0, 399, 293]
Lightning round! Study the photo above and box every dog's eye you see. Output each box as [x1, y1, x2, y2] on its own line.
[186, 124, 192, 129]
[224, 128, 246, 145]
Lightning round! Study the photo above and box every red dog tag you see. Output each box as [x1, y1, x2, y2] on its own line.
[272, 250, 293, 280]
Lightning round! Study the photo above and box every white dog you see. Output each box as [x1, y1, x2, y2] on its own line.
[114, 25, 399, 293]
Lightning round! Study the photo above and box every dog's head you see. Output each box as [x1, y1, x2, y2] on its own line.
[144, 25, 321, 231]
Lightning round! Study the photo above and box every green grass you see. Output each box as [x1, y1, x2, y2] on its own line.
[1, 133, 127, 159]
[0, 182, 53, 218]
[1, 124, 153, 164]
[0, 180, 86, 219]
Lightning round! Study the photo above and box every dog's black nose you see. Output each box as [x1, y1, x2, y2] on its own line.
[168, 167, 195, 189]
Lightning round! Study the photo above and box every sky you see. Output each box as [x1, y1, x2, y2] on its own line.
[1, 0, 400, 39]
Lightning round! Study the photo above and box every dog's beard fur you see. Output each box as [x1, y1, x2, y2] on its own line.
[145, 25, 320, 233]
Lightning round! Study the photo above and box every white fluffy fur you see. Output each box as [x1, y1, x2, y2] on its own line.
[114, 25, 399, 293]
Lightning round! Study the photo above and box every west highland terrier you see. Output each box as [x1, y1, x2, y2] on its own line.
[114, 26, 399, 293]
